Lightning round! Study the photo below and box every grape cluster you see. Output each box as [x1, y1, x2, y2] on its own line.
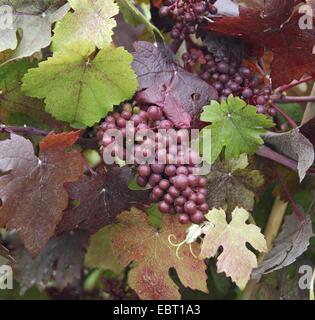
[197, 52, 276, 116]
[138, 163, 208, 224]
[98, 104, 209, 224]
[159, 0, 218, 40]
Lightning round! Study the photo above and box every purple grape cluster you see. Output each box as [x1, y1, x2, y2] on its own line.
[137, 163, 208, 224]
[98, 103, 209, 224]
[159, 0, 218, 40]
[97, 104, 175, 162]
[198, 52, 276, 115]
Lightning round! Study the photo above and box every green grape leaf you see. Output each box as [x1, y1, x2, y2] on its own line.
[0, 0, 70, 62]
[199, 207, 267, 289]
[200, 95, 274, 163]
[146, 203, 163, 228]
[116, 0, 164, 39]
[111, 208, 208, 300]
[52, 0, 119, 52]
[22, 41, 138, 127]
[206, 154, 264, 212]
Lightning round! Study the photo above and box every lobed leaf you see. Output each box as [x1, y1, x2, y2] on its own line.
[263, 129, 315, 182]
[111, 208, 208, 300]
[199, 207, 267, 289]
[52, 0, 119, 51]
[22, 41, 138, 127]
[201, 95, 274, 162]
[13, 230, 89, 292]
[132, 41, 218, 128]
[0, 132, 83, 256]
[206, 155, 264, 212]
[0, 0, 70, 62]
[205, 1, 315, 88]
[56, 166, 151, 235]
[252, 213, 313, 279]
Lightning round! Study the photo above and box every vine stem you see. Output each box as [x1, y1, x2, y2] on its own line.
[170, 39, 184, 54]
[0, 124, 99, 149]
[271, 103, 298, 128]
[0, 124, 48, 136]
[256, 145, 315, 176]
[302, 83, 315, 124]
[275, 74, 315, 93]
[271, 95, 315, 104]
[277, 172, 304, 221]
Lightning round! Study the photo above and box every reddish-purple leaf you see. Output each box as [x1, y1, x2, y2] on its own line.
[56, 166, 151, 235]
[0, 132, 83, 256]
[206, 1, 315, 88]
[13, 230, 89, 292]
[300, 116, 315, 147]
[132, 41, 218, 128]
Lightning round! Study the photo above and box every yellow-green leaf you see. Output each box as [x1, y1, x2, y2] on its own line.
[22, 41, 137, 127]
[52, 0, 119, 52]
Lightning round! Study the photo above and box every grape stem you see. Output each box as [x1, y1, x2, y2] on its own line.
[271, 95, 315, 104]
[256, 145, 315, 176]
[270, 103, 298, 128]
[0, 124, 48, 137]
[276, 171, 304, 221]
[275, 74, 315, 93]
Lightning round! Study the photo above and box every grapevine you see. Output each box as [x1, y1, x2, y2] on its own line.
[0, 0, 314, 303]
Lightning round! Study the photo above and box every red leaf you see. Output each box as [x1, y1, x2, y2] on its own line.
[132, 41, 218, 128]
[40, 131, 81, 151]
[0, 133, 83, 256]
[56, 166, 151, 235]
[13, 230, 89, 292]
[205, 1, 315, 88]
